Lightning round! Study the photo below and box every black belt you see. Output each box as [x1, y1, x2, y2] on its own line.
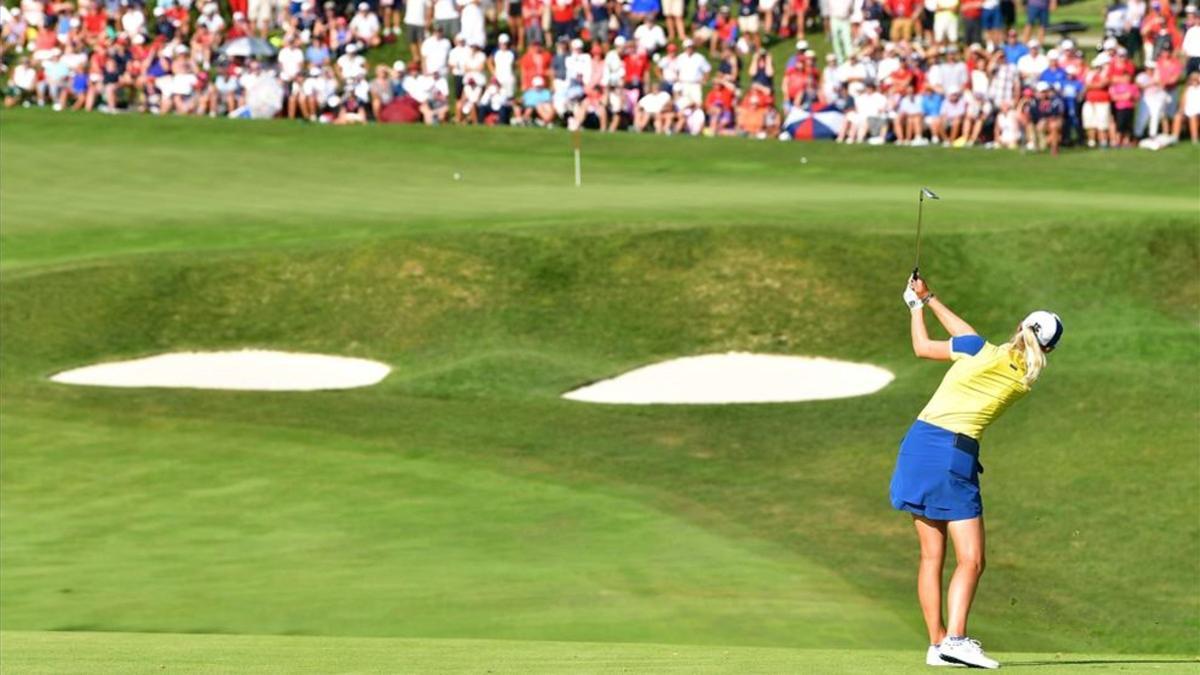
[952, 433, 980, 456]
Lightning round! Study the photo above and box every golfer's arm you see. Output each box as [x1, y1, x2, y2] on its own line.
[910, 307, 952, 360]
[926, 296, 977, 337]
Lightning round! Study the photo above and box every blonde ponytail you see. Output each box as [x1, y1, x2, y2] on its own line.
[1009, 326, 1046, 387]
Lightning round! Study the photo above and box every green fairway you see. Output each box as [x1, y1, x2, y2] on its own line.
[3, 632, 1198, 674]
[1, 111, 1197, 671]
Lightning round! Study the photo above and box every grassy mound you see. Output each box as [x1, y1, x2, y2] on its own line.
[1, 112, 1197, 664]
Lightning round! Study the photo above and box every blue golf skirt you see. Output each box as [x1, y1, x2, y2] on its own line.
[889, 420, 984, 522]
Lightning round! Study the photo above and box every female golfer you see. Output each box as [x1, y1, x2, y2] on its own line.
[890, 275, 1062, 669]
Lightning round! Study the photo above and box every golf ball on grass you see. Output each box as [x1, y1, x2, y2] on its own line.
[453, 172, 462, 181]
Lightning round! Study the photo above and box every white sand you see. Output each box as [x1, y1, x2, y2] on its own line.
[563, 352, 894, 404]
[50, 350, 391, 391]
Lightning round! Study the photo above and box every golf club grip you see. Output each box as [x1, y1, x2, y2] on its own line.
[912, 267, 920, 280]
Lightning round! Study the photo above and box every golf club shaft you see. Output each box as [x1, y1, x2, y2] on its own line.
[913, 193, 924, 279]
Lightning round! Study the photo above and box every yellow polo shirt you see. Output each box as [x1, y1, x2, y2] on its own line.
[917, 335, 1030, 440]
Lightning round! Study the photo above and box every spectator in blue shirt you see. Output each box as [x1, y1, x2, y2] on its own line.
[1001, 29, 1029, 66]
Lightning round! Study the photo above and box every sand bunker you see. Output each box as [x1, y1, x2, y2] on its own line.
[563, 352, 893, 404]
[50, 350, 391, 391]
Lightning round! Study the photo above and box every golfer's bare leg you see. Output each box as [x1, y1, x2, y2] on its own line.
[913, 515, 948, 645]
[946, 516, 985, 637]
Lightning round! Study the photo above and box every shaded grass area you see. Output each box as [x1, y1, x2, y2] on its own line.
[2, 632, 1198, 674]
[1, 112, 1197, 659]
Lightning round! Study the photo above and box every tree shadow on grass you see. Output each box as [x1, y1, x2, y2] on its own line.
[1005, 659, 1199, 668]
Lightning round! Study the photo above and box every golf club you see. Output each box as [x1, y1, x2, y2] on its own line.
[912, 187, 940, 280]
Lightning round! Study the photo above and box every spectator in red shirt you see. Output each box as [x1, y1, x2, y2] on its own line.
[519, 41, 552, 89]
[1082, 58, 1111, 147]
[960, 0, 983, 47]
[622, 45, 650, 86]
[704, 79, 736, 135]
[81, 5, 108, 39]
[549, 0, 579, 41]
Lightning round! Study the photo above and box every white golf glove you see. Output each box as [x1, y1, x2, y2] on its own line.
[903, 286, 926, 310]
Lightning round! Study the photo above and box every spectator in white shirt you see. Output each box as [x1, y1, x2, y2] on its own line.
[447, 33, 471, 94]
[674, 39, 710, 106]
[565, 38, 592, 84]
[939, 46, 969, 94]
[349, 2, 382, 47]
[1016, 40, 1048, 84]
[1183, 8, 1200, 75]
[277, 37, 305, 82]
[850, 79, 888, 142]
[459, 0, 486, 47]
[633, 14, 667, 54]
[421, 26, 452, 77]
[489, 33, 517, 96]
[336, 43, 367, 81]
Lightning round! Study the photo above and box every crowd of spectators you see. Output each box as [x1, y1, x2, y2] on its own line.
[3, 0, 1200, 149]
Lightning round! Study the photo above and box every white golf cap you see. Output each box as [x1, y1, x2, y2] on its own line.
[1035, 80, 1050, 91]
[392, 59, 405, 71]
[682, 38, 694, 48]
[498, 32, 510, 42]
[345, 43, 358, 52]
[614, 35, 626, 46]
[532, 75, 545, 86]
[570, 37, 583, 48]
[1021, 311, 1063, 351]
[358, 1, 368, 9]
[795, 39, 808, 50]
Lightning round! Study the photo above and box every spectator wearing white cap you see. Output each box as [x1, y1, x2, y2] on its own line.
[448, 33, 471, 95]
[675, 39, 710, 107]
[565, 37, 591, 84]
[603, 37, 626, 87]
[349, 2, 382, 47]
[1082, 50, 1112, 147]
[337, 43, 367, 81]
[519, 75, 556, 125]
[489, 34, 517, 96]
[657, 42, 681, 91]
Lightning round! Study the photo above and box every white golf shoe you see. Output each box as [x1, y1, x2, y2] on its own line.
[937, 636, 1000, 669]
[926, 645, 965, 667]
